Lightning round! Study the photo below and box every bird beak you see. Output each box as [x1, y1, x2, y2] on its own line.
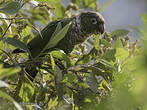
[99, 24, 105, 34]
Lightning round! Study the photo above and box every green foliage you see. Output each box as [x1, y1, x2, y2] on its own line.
[42, 22, 71, 52]
[0, 65, 20, 79]
[0, 1, 21, 15]
[111, 29, 130, 38]
[1, 37, 31, 55]
[0, 0, 146, 110]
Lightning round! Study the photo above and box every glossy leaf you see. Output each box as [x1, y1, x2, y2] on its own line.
[0, 1, 21, 15]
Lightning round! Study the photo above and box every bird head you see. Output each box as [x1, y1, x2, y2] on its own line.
[79, 11, 105, 35]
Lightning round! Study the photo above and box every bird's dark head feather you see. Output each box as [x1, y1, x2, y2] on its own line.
[79, 11, 105, 35]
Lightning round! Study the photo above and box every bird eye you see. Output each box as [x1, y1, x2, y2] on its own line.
[90, 18, 97, 24]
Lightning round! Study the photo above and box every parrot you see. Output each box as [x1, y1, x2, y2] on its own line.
[13, 11, 105, 81]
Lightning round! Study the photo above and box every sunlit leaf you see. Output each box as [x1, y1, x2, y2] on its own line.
[114, 37, 123, 48]
[50, 53, 55, 72]
[100, 39, 111, 47]
[0, 1, 21, 15]
[94, 34, 100, 50]
[21, 26, 31, 39]
[142, 13, 147, 25]
[19, 75, 35, 102]
[115, 48, 129, 61]
[50, 50, 73, 67]
[0, 65, 20, 79]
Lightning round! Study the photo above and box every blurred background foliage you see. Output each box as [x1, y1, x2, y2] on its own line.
[0, 0, 147, 110]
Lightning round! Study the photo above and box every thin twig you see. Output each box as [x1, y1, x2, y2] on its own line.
[1, 21, 13, 39]
[0, 17, 27, 20]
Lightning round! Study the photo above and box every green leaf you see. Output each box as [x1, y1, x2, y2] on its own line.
[42, 22, 71, 52]
[102, 49, 116, 62]
[94, 34, 100, 50]
[0, 1, 21, 15]
[114, 37, 123, 48]
[62, 73, 77, 83]
[50, 22, 62, 40]
[99, 0, 115, 12]
[142, 13, 147, 25]
[100, 39, 111, 47]
[50, 50, 73, 67]
[111, 29, 129, 38]
[50, 53, 55, 72]
[142, 13, 147, 29]
[84, 0, 97, 8]
[21, 26, 31, 39]
[84, 73, 98, 93]
[76, 54, 92, 65]
[99, 59, 114, 69]
[1, 37, 31, 55]
[115, 48, 129, 61]
[0, 91, 23, 110]
[19, 75, 35, 102]
[0, 65, 20, 79]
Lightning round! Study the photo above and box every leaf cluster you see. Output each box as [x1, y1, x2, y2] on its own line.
[0, 0, 145, 110]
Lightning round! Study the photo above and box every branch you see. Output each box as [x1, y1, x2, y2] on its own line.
[0, 17, 27, 20]
[1, 21, 13, 39]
